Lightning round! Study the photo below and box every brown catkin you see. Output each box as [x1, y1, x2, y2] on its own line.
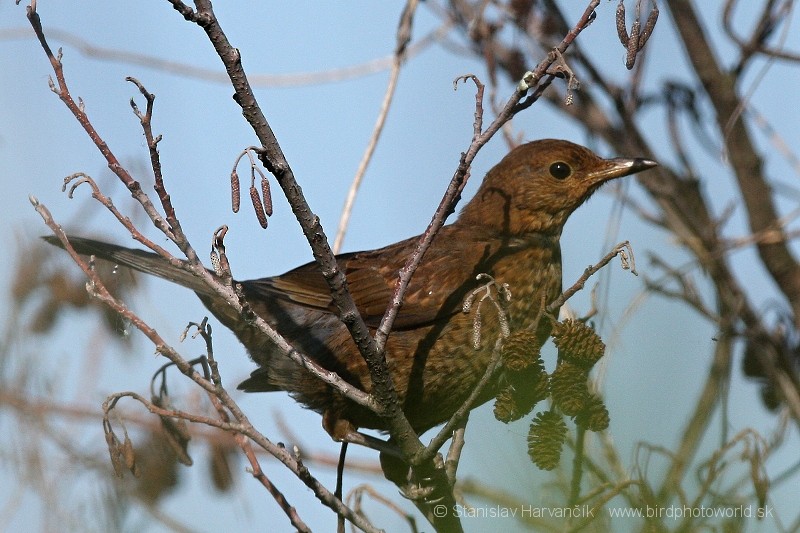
[261, 177, 273, 217]
[640, 6, 659, 48]
[250, 185, 268, 229]
[616, 0, 629, 46]
[626, 20, 640, 69]
[231, 170, 240, 212]
[123, 434, 136, 471]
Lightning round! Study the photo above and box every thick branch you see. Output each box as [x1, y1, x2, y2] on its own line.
[667, 0, 800, 327]
[171, 0, 419, 454]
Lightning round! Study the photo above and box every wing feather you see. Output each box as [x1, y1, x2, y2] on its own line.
[242, 229, 492, 330]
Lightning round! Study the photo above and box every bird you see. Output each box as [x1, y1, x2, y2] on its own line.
[45, 139, 656, 444]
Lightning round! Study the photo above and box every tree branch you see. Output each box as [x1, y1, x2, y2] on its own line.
[667, 0, 800, 328]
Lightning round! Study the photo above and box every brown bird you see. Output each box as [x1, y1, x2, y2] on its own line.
[46, 139, 655, 442]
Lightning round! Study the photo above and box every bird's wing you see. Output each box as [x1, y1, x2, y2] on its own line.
[243, 231, 488, 330]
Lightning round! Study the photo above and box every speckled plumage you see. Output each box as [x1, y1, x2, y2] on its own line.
[49, 139, 656, 438]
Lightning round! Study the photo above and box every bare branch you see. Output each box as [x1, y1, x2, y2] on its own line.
[375, 0, 603, 353]
[168, 0, 419, 455]
[0, 24, 448, 87]
[548, 241, 638, 314]
[333, 0, 420, 253]
[26, 6, 177, 244]
[667, 0, 800, 327]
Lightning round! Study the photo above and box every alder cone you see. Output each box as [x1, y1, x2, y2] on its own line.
[528, 410, 567, 470]
[552, 318, 606, 369]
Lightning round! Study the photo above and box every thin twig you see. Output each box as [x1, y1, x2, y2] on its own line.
[548, 241, 637, 314]
[126, 77, 180, 231]
[26, 5, 177, 244]
[444, 420, 468, 484]
[723, 0, 800, 66]
[238, 437, 312, 533]
[29, 7, 379, 412]
[333, 0, 420, 253]
[335, 442, 347, 533]
[570, 426, 586, 505]
[418, 336, 506, 463]
[375, 0, 603, 356]
[0, 24, 451, 87]
[169, 0, 419, 456]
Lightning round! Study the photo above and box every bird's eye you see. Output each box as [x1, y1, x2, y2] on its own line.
[549, 161, 572, 179]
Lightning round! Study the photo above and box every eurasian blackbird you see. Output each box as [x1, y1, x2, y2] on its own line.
[46, 139, 656, 440]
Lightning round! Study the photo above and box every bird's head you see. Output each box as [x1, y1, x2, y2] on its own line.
[458, 139, 657, 236]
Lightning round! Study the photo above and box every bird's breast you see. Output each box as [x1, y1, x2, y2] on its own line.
[491, 243, 563, 330]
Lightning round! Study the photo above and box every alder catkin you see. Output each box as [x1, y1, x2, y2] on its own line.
[261, 177, 273, 217]
[231, 170, 240, 213]
[250, 185, 268, 228]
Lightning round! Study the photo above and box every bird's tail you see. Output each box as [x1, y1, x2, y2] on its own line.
[42, 235, 214, 295]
